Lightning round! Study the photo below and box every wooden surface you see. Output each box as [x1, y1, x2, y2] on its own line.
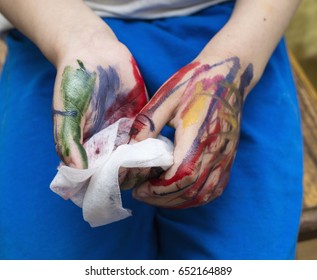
[289, 51, 317, 241]
[286, 0, 317, 91]
[290, 51, 317, 208]
[299, 207, 317, 241]
[0, 40, 7, 70]
[297, 237, 317, 259]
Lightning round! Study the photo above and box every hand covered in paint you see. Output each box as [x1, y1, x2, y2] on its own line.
[128, 56, 254, 208]
[53, 42, 147, 168]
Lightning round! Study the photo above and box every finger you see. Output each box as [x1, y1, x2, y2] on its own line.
[129, 61, 199, 142]
[132, 120, 208, 206]
[173, 160, 233, 209]
[134, 120, 238, 208]
[133, 113, 239, 208]
[53, 60, 96, 169]
[132, 147, 206, 207]
[53, 115, 87, 168]
[173, 102, 241, 208]
[132, 141, 233, 208]
[120, 166, 165, 190]
[119, 167, 151, 190]
[123, 63, 198, 188]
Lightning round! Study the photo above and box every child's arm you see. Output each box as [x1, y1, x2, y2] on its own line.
[0, 0, 148, 169]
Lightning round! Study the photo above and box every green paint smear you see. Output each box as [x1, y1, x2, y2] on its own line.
[59, 60, 96, 168]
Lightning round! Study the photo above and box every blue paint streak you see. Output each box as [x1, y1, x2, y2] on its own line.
[52, 109, 78, 117]
[88, 66, 121, 136]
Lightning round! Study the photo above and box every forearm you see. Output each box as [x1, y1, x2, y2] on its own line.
[0, 0, 116, 65]
[201, 0, 301, 87]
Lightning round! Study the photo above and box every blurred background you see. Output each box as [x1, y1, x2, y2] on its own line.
[0, 0, 316, 259]
[287, 0, 317, 91]
[285, 0, 317, 259]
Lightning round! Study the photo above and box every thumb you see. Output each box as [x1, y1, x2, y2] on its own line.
[122, 80, 180, 190]
[53, 60, 96, 169]
[53, 112, 88, 169]
[129, 96, 176, 143]
[129, 62, 199, 142]
[122, 63, 196, 190]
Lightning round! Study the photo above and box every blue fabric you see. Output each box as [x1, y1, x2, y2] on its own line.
[0, 2, 303, 259]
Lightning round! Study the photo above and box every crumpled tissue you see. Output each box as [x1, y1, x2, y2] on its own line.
[50, 118, 174, 227]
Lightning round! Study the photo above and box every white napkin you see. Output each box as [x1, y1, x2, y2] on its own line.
[50, 118, 174, 227]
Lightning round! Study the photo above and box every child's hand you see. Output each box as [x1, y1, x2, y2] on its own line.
[53, 40, 147, 169]
[127, 56, 253, 208]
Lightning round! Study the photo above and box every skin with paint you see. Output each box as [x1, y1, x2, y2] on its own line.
[0, 0, 302, 208]
[53, 60, 96, 168]
[128, 57, 253, 208]
[52, 44, 147, 169]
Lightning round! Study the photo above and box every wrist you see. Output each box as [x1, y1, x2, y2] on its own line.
[197, 30, 262, 92]
[47, 20, 118, 67]
[0, 0, 119, 67]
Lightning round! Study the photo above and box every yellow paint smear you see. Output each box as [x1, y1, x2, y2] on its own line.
[182, 81, 210, 129]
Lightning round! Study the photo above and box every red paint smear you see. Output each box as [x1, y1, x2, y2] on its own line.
[129, 113, 155, 140]
[129, 61, 200, 139]
[172, 155, 232, 209]
[204, 118, 222, 146]
[175, 167, 216, 208]
[146, 61, 200, 113]
[105, 58, 147, 124]
[176, 165, 231, 209]
[149, 118, 222, 188]
[174, 141, 236, 209]
[130, 57, 148, 108]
